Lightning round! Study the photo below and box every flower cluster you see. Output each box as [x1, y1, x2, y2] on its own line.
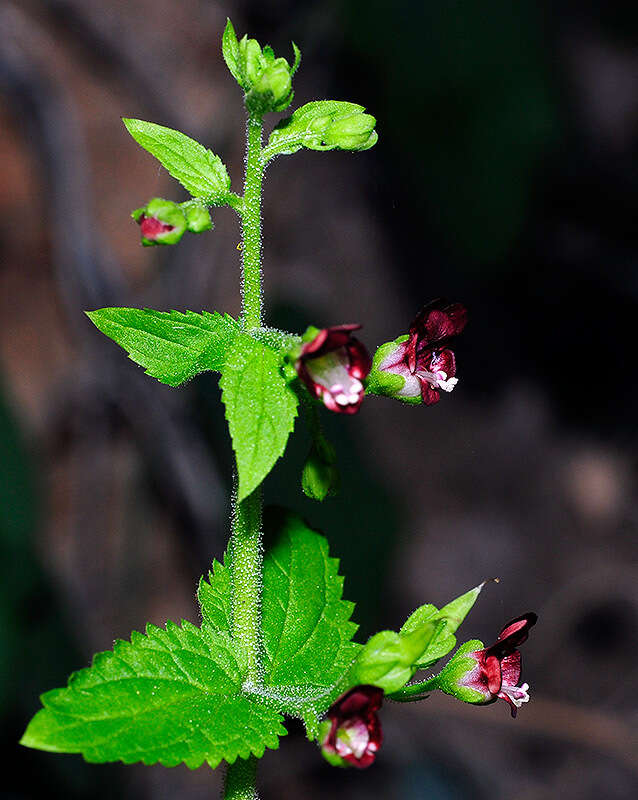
[294, 300, 467, 414]
[319, 613, 537, 769]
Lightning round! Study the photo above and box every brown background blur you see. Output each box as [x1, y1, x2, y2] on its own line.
[2, 1, 638, 798]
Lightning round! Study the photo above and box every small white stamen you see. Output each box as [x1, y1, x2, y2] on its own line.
[501, 682, 530, 708]
[415, 369, 458, 393]
[438, 377, 458, 392]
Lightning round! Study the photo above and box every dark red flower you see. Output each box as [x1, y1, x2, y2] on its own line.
[296, 325, 371, 414]
[319, 686, 383, 768]
[375, 299, 467, 405]
[453, 613, 537, 717]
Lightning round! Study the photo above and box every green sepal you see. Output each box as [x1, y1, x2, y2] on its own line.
[428, 639, 486, 704]
[365, 335, 419, 404]
[265, 101, 378, 160]
[290, 42, 301, 77]
[184, 203, 213, 233]
[318, 721, 347, 767]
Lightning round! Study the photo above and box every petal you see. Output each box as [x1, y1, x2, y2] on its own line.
[301, 324, 362, 358]
[346, 338, 372, 380]
[487, 612, 537, 659]
[420, 347, 456, 378]
[335, 686, 383, 718]
[484, 654, 503, 695]
[420, 381, 441, 405]
[410, 300, 468, 347]
[500, 651, 522, 688]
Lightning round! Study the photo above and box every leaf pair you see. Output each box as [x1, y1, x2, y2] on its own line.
[22, 512, 358, 768]
[349, 584, 484, 694]
[87, 308, 299, 500]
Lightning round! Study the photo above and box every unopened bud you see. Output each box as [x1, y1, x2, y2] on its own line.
[133, 198, 187, 247]
[184, 204, 213, 233]
[323, 113, 377, 150]
[302, 437, 339, 501]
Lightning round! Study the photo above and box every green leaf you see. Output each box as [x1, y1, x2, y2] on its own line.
[265, 101, 377, 159]
[220, 335, 298, 500]
[400, 583, 485, 668]
[222, 18, 246, 89]
[261, 510, 359, 704]
[122, 119, 231, 205]
[87, 308, 238, 387]
[21, 622, 286, 768]
[350, 622, 439, 694]
[198, 558, 231, 633]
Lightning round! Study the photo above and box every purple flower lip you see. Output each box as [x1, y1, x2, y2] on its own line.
[297, 324, 371, 414]
[320, 685, 384, 768]
[462, 612, 537, 717]
[378, 299, 467, 405]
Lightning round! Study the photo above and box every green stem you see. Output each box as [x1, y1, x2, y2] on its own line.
[223, 756, 258, 800]
[388, 676, 439, 703]
[241, 115, 265, 329]
[224, 112, 266, 800]
[229, 486, 263, 684]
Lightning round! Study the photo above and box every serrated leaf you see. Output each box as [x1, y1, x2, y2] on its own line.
[266, 101, 377, 157]
[220, 335, 298, 500]
[123, 119, 231, 204]
[21, 622, 286, 768]
[198, 558, 231, 632]
[87, 308, 238, 387]
[262, 510, 359, 698]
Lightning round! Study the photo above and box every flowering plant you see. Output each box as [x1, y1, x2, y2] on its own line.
[20, 19, 536, 798]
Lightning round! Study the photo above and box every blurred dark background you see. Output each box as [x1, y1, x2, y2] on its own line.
[2, 1, 638, 798]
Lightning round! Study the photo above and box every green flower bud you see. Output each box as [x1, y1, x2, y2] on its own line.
[231, 32, 298, 114]
[134, 198, 187, 247]
[238, 36, 265, 86]
[301, 437, 339, 501]
[184, 204, 213, 233]
[323, 113, 377, 150]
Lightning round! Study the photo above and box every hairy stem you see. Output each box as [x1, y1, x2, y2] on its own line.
[223, 756, 258, 800]
[224, 112, 266, 800]
[229, 486, 263, 684]
[241, 114, 264, 329]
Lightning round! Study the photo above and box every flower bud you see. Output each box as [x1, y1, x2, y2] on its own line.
[132, 198, 187, 247]
[184, 204, 213, 233]
[323, 113, 377, 150]
[233, 34, 296, 114]
[301, 437, 339, 501]
[319, 686, 383, 769]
